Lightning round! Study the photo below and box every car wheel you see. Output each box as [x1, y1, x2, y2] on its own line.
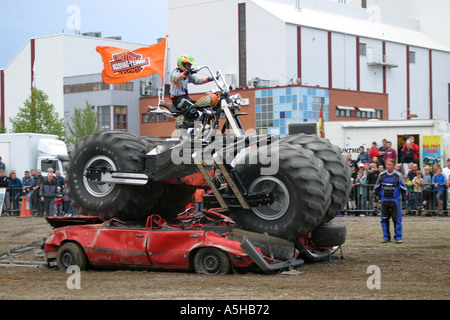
[310, 220, 347, 247]
[194, 248, 231, 275]
[56, 242, 87, 271]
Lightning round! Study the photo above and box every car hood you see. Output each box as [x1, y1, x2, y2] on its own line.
[46, 216, 105, 228]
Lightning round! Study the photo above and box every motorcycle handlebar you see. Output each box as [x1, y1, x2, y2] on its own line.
[193, 65, 229, 95]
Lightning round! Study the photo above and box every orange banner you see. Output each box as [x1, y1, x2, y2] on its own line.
[96, 38, 166, 84]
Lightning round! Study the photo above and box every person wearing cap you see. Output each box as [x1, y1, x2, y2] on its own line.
[369, 142, 380, 163]
[356, 146, 370, 166]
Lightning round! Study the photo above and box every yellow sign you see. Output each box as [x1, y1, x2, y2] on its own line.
[422, 135, 441, 166]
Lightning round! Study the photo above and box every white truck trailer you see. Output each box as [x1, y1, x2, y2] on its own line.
[289, 119, 450, 167]
[0, 133, 69, 178]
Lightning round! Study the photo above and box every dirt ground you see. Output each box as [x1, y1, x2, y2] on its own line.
[0, 215, 448, 301]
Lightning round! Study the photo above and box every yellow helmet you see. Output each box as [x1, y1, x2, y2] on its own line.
[177, 54, 196, 73]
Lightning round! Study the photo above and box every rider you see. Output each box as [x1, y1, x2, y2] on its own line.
[170, 54, 215, 120]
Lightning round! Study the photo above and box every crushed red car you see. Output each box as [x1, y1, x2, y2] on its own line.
[43, 209, 306, 274]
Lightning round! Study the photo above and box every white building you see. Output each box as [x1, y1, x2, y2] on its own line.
[0, 33, 152, 134]
[168, 0, 450, 126]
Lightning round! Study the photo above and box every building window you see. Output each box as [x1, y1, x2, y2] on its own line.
[359, 43, 367, 56]
[356, 108, 382, 119]
[114, 106, 127, 131]
[64, 81, 133, 94]
[376, 109, 383, 119]
[409, 51, 416, 64]
[238, 3, 247, 88]
[142, 112, 174, 124]
[98, 106, 111, 131]
[255, 87, 330, 138]
[113, 83, 133, 91]
[336, 106, 355, 117]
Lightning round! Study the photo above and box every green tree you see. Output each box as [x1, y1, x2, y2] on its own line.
[0, 118, 6, 133]
[10, 88, 65, 139]
[65, 101, 99, 149]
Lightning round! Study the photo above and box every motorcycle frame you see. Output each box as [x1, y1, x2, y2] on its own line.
[86, 66, 273, 210]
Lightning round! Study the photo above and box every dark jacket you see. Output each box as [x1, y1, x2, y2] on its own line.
[357, 152, 370, 165]
[367, 171, 380, 185]
[39, 178, 58, 198]
[8, 177, 22, 189]
[55, 175, 64, 189]
[0, 176, 9, 188]
[401, 148, 415, 164]
[34, 174, 45, 190]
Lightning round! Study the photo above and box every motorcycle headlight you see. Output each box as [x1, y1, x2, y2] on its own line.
[230, 94, 243, 106]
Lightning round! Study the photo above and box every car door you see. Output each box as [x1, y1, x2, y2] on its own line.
[146, 229, 204, 269]
[90, 220, 150, 268]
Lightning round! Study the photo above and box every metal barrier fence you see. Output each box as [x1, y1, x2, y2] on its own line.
[0, 187, 77, 217]
[344, 184, 449, 216]
[2, 185, 448, 217]
[1, 187, 25, 216]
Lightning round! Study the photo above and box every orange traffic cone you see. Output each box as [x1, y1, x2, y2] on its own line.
[19, 196, 32, 217]
[25, 196, 32, 216]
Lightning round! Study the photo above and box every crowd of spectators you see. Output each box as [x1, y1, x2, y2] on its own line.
[0, 164, 74, 217]
[345, 136, 450, 217]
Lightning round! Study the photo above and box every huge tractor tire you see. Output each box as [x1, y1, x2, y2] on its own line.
[281, 134, 352, 224]
[140, 136, 197, 220]
[229, 143, 331, 241]
[66, 131, 164, 220]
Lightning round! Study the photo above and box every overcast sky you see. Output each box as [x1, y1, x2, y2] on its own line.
[0, 0, 168, 69]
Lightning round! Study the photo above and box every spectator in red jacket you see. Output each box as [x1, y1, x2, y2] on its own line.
[369, 142, 380, 163]
[402, 136, 419, 164]
[194, 188, 206, 212]
[384, 141, 397, 165]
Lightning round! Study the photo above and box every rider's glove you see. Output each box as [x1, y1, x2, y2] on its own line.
[207, 75, 219, 82]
